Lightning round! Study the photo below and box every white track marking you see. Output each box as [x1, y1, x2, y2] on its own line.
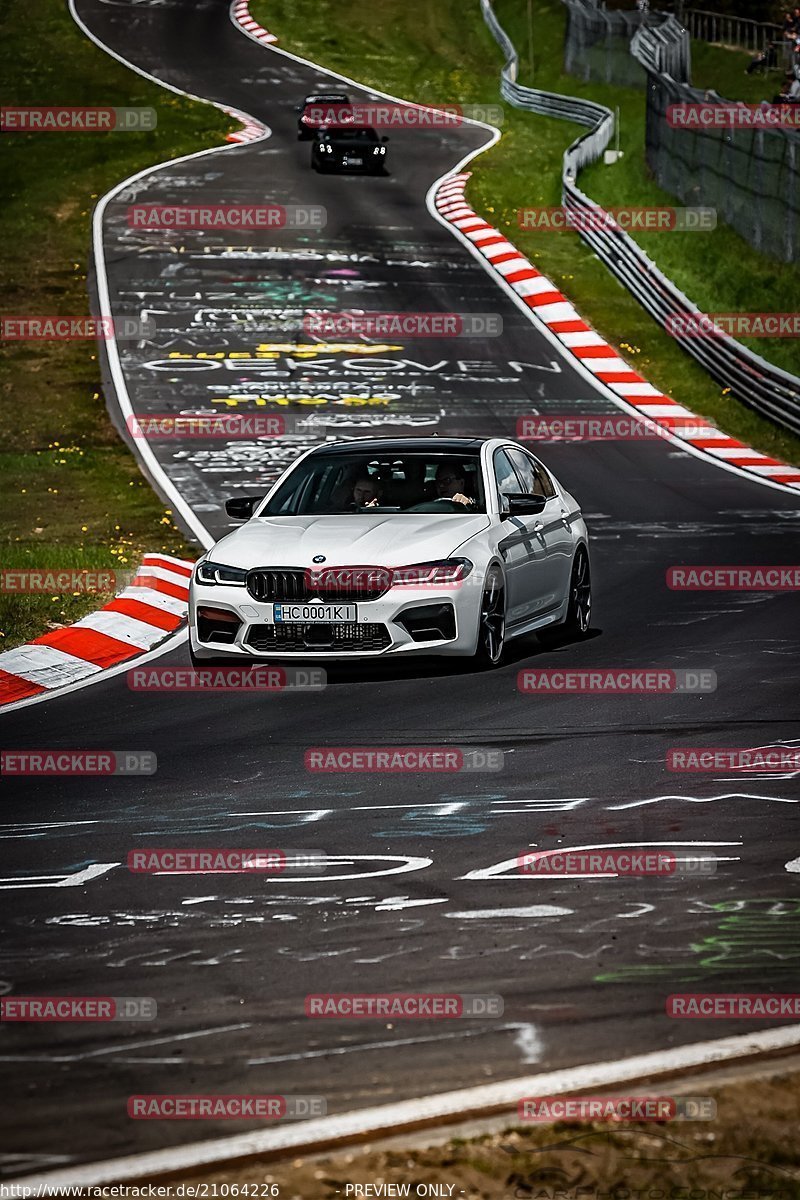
[0, 1023, 252, 1064]
[0, 863, 118, 890]
[445, 906, 574, 918]
[608, 792, 798, 809]
[0, 3, 273, 716]
[374, 897, 450, 911]
[461, 841, 741, 880]
[18, 1026, 800, 1186]
[245, 1024, 524, 1067]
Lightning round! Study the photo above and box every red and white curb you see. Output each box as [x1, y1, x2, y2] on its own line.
[435, 174, 800, 492]
[223, 106, 269, 144]
[231, 0, 278, 47]
[0, 555, 192, 708]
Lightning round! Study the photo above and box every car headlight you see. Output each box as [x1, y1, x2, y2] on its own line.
[195, 560, 247, 587]
[391, 559, 473, 587]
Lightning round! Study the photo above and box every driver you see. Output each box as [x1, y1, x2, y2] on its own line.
[434, 461, 475, 508]
[351, 476, 383, 508]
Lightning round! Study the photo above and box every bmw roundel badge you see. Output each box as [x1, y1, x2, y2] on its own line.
[312, 555, 326, 563]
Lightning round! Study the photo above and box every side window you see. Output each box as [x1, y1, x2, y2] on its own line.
[493, 449, 523, 509]
[507, 448, 556, 499]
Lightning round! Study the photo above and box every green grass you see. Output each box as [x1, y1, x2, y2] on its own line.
[0, 0, 233, 649]
[251, 0, 800, 471]
[691, 38, 789, 103]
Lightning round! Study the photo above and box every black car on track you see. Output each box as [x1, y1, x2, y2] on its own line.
[295, 92, 351, 139]
[311, 125, 388, 174]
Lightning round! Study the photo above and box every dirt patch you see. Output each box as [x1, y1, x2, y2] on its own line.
[157, 1072, 800, 1198]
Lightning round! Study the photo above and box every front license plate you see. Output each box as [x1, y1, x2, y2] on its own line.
[344, 156, 363, 166]
[273, 603, 357, 623]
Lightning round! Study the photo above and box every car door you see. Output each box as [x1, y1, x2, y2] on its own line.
[494, 448, 562, 627]
[507, 448, 575, 605]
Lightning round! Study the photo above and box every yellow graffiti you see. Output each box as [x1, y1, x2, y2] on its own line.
[167, 343, 402, 361]
[212, 396, 394, 408]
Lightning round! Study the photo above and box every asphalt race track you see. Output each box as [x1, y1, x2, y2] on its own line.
[1, 0, 799, 1175]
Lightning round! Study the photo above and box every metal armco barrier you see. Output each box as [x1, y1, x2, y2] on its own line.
[632, 21, 800, 265]
[479, 0, 800, 436]
[679, 7, 783, 56]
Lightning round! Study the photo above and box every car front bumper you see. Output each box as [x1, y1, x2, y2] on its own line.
[189, 580, 481, 660]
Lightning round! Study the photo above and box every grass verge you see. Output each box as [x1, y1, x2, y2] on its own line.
[164, 1070, 800, 1196]
[251, 0, 800, 470]
[0, 0, 232, 650]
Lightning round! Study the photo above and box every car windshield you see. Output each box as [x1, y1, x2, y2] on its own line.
[305, 94, 349, 104]
[261, 449, 486, 516]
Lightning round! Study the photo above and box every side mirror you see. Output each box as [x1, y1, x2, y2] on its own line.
[504, 493, 547, 517]
[225, 496, 264, 521]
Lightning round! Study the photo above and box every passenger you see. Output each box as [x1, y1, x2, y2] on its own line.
[351, 476, 383, 508]
[434, 462, 476, 508]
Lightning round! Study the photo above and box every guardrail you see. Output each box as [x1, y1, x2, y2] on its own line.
[479, 0, 800, 436]
[678, 6, 783, 54]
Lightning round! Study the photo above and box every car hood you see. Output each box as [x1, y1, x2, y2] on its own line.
[208, 514, 491, 569]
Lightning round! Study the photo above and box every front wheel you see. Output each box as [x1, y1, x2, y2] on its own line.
[472, 567, 506, 668]
[561, 548, 592, 637]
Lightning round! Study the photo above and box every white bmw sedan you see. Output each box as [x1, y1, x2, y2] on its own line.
[188, 437, 591, 668]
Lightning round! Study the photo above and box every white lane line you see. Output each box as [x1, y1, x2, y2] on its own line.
[3, 1, 271, 717]
[461, 841, 741, 880]
[608, 792, 798, 809]
[246, 1023, 525, 1066]
[18, 1026, 800, 1186]
[0, 863, 118, 890]
[0, 1023, 253, 1064]
[445, 906, 574, 918]
[68, 0, 267, 550]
